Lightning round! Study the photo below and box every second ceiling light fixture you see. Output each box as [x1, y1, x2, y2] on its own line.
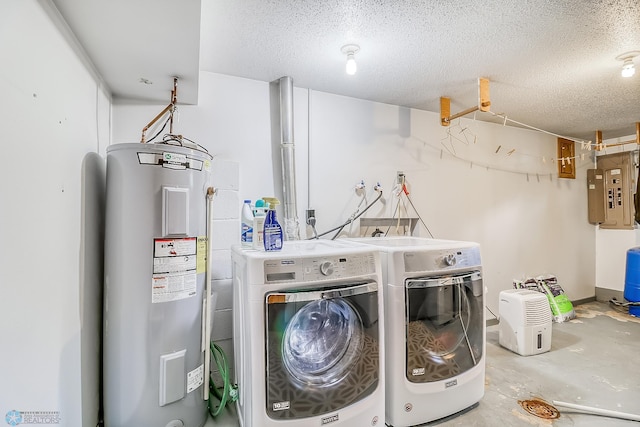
[341, 44, 360, 75]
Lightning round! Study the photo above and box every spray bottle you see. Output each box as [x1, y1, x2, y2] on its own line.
[262, 197, 283, 251]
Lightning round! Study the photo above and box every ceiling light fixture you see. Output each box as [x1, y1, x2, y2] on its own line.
[622, 58, 635, 78]
[341, 44, 360, 75]
[615, 51, 640, 78]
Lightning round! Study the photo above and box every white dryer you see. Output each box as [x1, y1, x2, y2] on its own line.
[349, 236, 485, 427]
[231, 239, 385, 427]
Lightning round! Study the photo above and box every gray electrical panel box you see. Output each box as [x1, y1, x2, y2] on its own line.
[591, 152, 636, 229]
[587, 169, 605, 224]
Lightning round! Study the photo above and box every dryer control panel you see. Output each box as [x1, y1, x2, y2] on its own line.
[404, 246, 481, 273]
[264, 253, 377, 283]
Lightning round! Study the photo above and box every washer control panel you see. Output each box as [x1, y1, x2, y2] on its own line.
[264, 252, 377, 283]
[442, 253, 457, 267]
[319, 261, 335, 276]
[404, 246, 481, 273]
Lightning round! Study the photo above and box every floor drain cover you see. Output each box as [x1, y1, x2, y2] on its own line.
[518, 399, 560, 419]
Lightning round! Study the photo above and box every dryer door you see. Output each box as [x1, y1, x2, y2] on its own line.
[264, 281, 380, 420]
[405, 271, 483, 383]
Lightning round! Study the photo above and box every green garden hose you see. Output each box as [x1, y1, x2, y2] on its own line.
[207, 341, 238, 418]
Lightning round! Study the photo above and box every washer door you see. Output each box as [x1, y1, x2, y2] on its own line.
[265, 281, 380, 420]
[282, 298, 363, 386]
[405, 271, 483, 383]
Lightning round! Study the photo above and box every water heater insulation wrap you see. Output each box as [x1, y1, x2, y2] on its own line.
[104, 143, 212, 427]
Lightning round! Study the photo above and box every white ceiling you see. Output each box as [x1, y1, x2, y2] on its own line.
[52, 0, 640, 141]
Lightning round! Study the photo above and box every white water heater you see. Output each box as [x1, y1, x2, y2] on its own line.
[104, 143, 212, 427]
[499, 289, 552, 356]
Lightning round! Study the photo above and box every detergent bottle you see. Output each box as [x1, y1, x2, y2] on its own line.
[262, 197, 283, 251]
[240, 199, 253, 248]
[252, 199, 267, 250]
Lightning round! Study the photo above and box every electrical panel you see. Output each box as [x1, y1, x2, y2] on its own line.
[589, 152, 636, 229]
[587, 169, 605, 224]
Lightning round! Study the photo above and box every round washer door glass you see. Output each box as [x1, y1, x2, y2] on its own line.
[265, 282, 380, 420]
[405, 271, 483, 383]
[282, 298, 363, 386]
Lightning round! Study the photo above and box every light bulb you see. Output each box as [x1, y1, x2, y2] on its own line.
[346, 53, 357, 75]
[341, 44, 360, 75]
[622, 59, 635, 77]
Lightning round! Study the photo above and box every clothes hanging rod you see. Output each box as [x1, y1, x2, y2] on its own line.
[595, 123, 640, 150]
[440, 78, 491, 126]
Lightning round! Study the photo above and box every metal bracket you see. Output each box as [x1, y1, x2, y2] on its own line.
[141, 77, 179, 143]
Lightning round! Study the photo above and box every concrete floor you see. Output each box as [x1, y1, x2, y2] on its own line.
[204, 301, 640, 427]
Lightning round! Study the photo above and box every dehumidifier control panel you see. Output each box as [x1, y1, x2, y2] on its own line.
[263, 253, 377, 283]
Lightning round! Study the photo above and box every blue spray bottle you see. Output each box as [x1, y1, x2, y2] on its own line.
[262, 197, 283, 251]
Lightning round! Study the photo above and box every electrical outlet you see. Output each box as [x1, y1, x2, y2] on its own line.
[306, 209, 315, 225]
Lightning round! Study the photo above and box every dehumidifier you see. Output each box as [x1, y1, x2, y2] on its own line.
[499, 289, 552, 356]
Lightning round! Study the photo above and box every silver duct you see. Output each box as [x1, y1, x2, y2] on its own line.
[279, 76, 300, 240]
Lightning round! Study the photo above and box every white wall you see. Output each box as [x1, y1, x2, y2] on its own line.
[596, 228, 640, 291]
[114, 71, 596, 321]
[595, 138, 640, 293]
[307, 91, 595, 312]
[0, 1, 110, 426]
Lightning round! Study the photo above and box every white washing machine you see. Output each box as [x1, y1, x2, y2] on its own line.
[231, 239, 385, 427]
[349, 236, 485, 427]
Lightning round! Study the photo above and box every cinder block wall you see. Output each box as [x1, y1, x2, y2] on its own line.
[210, 159, 239, 384]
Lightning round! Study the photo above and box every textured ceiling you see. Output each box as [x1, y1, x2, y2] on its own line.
[52, 0, 640, 141]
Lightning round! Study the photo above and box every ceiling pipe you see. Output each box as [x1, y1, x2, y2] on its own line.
[279, 76, 300, 240]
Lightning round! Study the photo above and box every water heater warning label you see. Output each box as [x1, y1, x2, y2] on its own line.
[187, 364, 204, 393]
[154, 238, 197, 261]
[152, 273, 196, 303]
[152, 237, 198, 303]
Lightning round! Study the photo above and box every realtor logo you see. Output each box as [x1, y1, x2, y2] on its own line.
[5, 410, 61, 425]
[5, 411, 22, 426]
